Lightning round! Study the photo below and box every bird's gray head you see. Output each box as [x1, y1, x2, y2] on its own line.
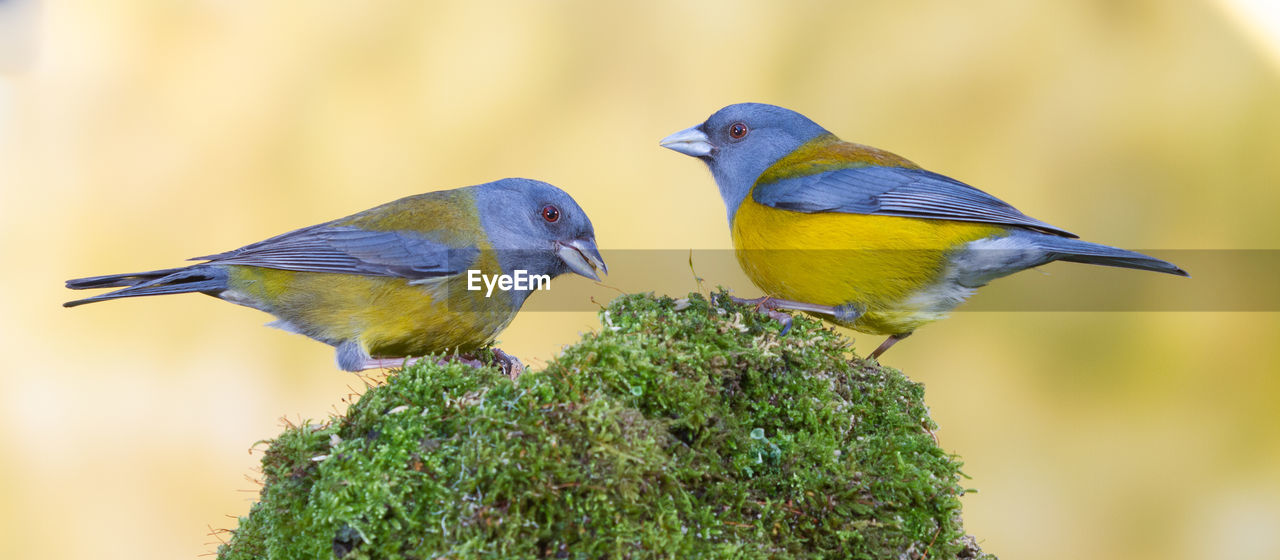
[471, 178, 606, 304]
[660, 103, 831, 223]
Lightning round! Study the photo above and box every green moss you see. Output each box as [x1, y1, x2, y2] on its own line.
[218, 291, 993, 559]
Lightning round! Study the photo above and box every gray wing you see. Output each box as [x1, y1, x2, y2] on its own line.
[752, 166, 1077, 238]
[193, 225, 479, 279]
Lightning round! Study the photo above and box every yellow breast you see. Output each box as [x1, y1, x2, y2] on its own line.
[219, 190, 521, 358]
[731, 196, 1004, 334]
[225, 251, 517, 358]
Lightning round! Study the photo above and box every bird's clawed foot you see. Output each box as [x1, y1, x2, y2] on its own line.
[722, 296, 911, 362]
[489, 347, 525, 379]
[730, 295, 795, 335]
[442, 349, 523, 379]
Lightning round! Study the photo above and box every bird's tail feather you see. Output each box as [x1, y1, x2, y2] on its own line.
[65, 267, 189, 290]
[1034, 236, 1189, 277]
[64, 266, 228, 307]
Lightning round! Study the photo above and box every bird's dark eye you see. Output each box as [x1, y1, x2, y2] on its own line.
[541, 204, 561, 223]
[729, 122, 749, 139]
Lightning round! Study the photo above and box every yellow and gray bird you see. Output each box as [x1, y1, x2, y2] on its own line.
[661, 103, 1187, 359]
[65, 178, 606, 373]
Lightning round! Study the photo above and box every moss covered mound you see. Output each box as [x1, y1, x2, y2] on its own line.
[218, 292, 992, 559]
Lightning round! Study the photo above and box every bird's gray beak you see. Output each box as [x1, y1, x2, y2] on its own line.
[659, 126, 712, 157]
[555, 238, 607, 281]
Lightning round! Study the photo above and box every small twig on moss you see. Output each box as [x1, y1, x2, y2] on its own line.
[688, 248, 706, 298]
[594, 280, 627, 296]
[922, 524, 944, 558]
[589, 295, 607, 310]
[205, 524, 231, 547]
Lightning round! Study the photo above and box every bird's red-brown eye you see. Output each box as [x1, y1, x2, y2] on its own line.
[541, 204, 561, 223]
[729, 122, 749, 139]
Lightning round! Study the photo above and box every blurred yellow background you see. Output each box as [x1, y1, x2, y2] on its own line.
[3, 1, 1279, 559]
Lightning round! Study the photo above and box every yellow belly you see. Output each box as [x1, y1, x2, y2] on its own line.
[225, 257, 515, 358]
[731, 197, 1004, 334]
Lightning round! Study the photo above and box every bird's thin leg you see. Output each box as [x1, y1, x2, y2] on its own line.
[358, 356, 414, 371]
[733, 295, 839, 316]
[730, 295, 865, 335]
[357, 354, 485, 372]
[490, 347, 525, 379]
[869, 332, 913, 361]
[441, 353, 487, 370]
